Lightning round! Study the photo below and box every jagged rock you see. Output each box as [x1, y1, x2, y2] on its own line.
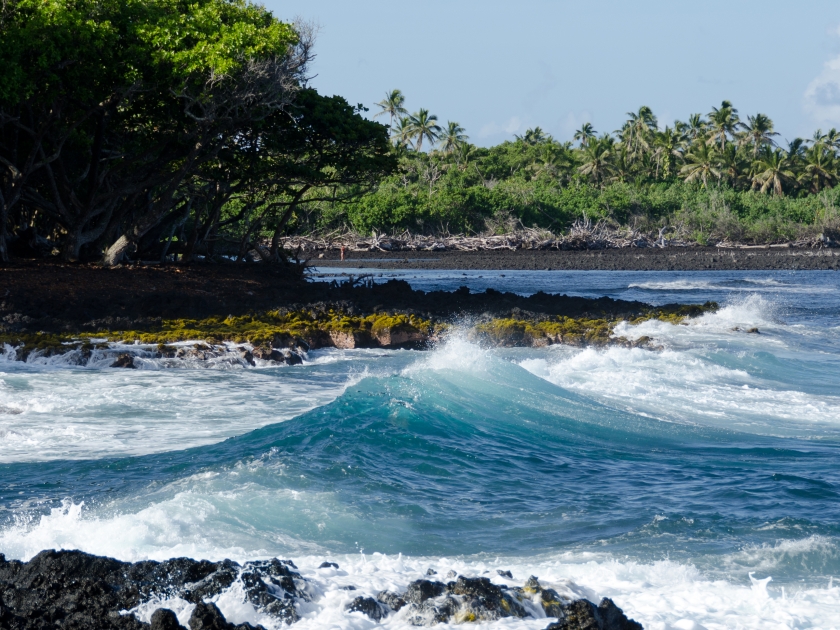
[328, 330, 373, 349]
[283, 350, 303, 365]
[188, 602, 263, 630]
[372, 326, 427, 348]
[0, 550, 310, 630]
[544, 597, 643, 630]
[497, 570, 513, 579]
[151, 608, 185, 630]
[450, 576, 527, 620]
[405, 579, 446, 604]
[376, 590, 406, 612]
[318, 561, 339, 569]
[426, 568, 437, 576]
[238, 559, 307, 624]
[445, 570, 457, 579]
[346, 596, 385, 621]
[520, 575, 567, 617]
[110, 353, 136, 368]
[239, 350, 255, 366]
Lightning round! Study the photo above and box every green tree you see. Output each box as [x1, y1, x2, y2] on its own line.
[439, 121, 469, 154]
[752, 148, 796, 195]
[707, 100, 740, 150]
[739, 113, 778, 157]
[407, 108, 442, 151]
[373, 89, 408, 133]
[681, 142, 721, 187]
[573, 123, 597, 146]
[578, 136, 614, 187]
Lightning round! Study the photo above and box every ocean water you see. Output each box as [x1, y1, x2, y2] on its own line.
[2, 270, 840, 629]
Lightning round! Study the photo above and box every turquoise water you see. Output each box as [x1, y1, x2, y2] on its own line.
[2, 271, 840, 628]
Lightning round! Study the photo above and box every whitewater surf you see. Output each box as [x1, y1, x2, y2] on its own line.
[2, 270, 839, 629]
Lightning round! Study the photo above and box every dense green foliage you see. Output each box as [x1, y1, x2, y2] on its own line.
[0, 0, 394, 263]
[303, 96, 840, 243]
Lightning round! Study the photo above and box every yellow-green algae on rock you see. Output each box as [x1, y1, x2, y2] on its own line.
[0, 302, 718, 360]
[471, 302, 718, 348]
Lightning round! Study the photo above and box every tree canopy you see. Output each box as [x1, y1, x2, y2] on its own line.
[0, 0, 394, 263]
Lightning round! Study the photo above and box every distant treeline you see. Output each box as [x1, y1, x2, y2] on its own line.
[298, 91, 840, 245]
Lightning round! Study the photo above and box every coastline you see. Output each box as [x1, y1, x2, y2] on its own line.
[312, 246, 840, 271]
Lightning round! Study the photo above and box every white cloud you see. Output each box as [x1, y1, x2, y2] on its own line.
[478, 116, 526, 139]
[804, 55, 840, 126]
[558, 111, 593, 141]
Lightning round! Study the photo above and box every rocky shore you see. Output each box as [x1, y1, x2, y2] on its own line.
[313, 246, 840, 271]
[0, 550, 643, 629]
[1, 261, 717, 363]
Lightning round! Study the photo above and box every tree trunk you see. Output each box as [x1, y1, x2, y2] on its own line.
[102, 234, 131, 266]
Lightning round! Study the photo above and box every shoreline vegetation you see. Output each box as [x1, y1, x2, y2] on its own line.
[4, 2, 840, 267]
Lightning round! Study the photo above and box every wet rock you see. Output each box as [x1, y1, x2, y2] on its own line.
[110, 353, 136, 368]
[426, 568, 437, 576]
[450, 576, 527, 620]
[747, 327, 759, 334]
[283, 350, 303, 365]
[151, 608, 185, 630]
[0, 550, 311, 630]
[543, 597, 643, 630]
[239, 350, 255, 366]
[445, 570, 457, 579]
[238, 559, 307, 624]
[376, 590, 406, 612]
[188, 602, 264, 630]
[328, 330, 374, 349]
[520, 575, 567, 617]
[346, 596, 385, 621]
[318, 561, 339, 569]
[405, 579, 446, 604]
[497, 569, 513, 579]
[372, 326, 427, 348]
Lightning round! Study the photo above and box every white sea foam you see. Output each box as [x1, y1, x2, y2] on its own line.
[4, 500, 839, 630]
[0, 362, 361, 462]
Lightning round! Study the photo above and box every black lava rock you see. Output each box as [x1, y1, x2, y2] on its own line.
[188, 602, 263, 630]
[150, 609, 184, 630]
[376, 590, 406, 612]
[318, 561, 339, 569]
[544, 597, 643, 630]
[345, 596, 385, 621]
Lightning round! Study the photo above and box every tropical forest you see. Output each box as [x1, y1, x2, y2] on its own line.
[3, 0, 840, 265]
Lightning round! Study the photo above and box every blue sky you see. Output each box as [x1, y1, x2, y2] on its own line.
[265, 0, 840, 147]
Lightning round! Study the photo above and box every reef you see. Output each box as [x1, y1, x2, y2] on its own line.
[0, 550, 643, 629]
[0, 301, 716, 365]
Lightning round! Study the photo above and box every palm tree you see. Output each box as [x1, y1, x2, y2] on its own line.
[407, 109, 442, 151]
[439, 121, 468, 154]
[800, 145, 837, 193]
[718, 143, 747, 188]
[392, 116, 414, 148]
[374, 89, 408, 133]
[622, 106, 658, 158]
[578, 135, 614, 187]
[573, 123, 597, 146]
[680, 142, 721, 187]
[680, 113, 708, 142]
[652, 126, 684, 180]
[752, 148, 795, 195]
[707, 100, 739, 150]
[607, 145, 633, 184]
[516, 127, 548, 145]
[739, 113, 778, 157]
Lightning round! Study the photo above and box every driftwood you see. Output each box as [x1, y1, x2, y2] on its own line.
[273, 219, 837, 254]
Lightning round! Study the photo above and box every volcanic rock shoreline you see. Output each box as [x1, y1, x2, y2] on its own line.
[1, 261, 717, 363]
[0, 549, 643, 629]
